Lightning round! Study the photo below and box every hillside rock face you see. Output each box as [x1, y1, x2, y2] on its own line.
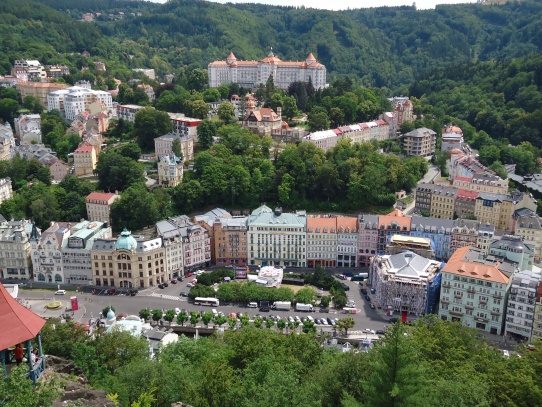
[44, 355, 116, 407]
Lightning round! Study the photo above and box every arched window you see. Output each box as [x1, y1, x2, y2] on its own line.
[38, 273, 45, 281]
[55, 274, 62, 282]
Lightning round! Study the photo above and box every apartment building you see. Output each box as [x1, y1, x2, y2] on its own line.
[0, 123, 15, 161]
[62, 220, 112, 284]
[531, 284, 542, 341]
[389, 97, 414, 127]
[91, 229, 166, 289]
[474, 191, 537, 231]
[44, 65, 70, 78]
[401, 127, 436, 157]
[429, 185, 458, 219]
[242, 107, 284, 137]
[73, 145, 97, 176]
[306, 216, 338, 268]
[455, 189, 478, 219]
[47, 86, 113, 121]
[247, 205, 306, 267]
[440, 246, 510, 335]
[337, 217, 358, 268]
[0, 219, 34, 280]
[441, 125, 464, 152]
[212, 216, 249, 267]
[12, 60, 46, 81]
[156, 215, 211, 273]
[377, 210, 412, 254]
[157, 155, 184, 187]
[302, 130, 341, 152]
[488, 235, 534, 273]
[167, 113, 201, 139]
[409, 216, 454, 260]
[358, 214, 379, 267]
[208, 51, 326, 90]
[15, 82, 68, 107]
[505, 270, 541, 341]
[0, 178, 13, 205]
[116, 104, 145, 122]
[194, 208, 232, 266]
[14, 114, 41, 143]
[154, 132, 194, 162]
[515, 214, 542, 262]
[85, 192, 120, 225]
[30, 222, 70, 284]
[370, 251, 441, 317]
[450, 219, 496, 257]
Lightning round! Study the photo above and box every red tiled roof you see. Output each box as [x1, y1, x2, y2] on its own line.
[0, 283, 46, 350]
[454, 176, 472, 182]
[86, 192, 117, 202]
[307, 217, 337, 232]
[457, 189, 479, 199]
[443, 246, 509, 284]
[74, 145, 94, 153]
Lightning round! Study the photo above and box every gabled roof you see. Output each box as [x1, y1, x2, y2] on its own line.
[442, 246, 509, 284]
[0, 283, 46, 350]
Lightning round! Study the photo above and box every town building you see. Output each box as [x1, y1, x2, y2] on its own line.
[447, 149, 492, 182]
[0, 123, 15, 161]
[30, 222, 70, 284]
[441, 125, 464, 152]
[85, 192, 120, 226]
[116, 104, 145, 122]
[61, 220, 112, 284]
[358, 214, 379, 267]
[167, 113, 201, 139]
[377, 210, 412, 254]
[12, 60, 46, 81]
[212, 216, 249, 268]
[531, 283, 542, 341]
[454, 189, 478, 219]
[156, 215, 211, 273]
[514, 213, 542, 262]
[409, 216, 455, 259]
[488, 235, 534, 273]
[301, 129, 342, 152]
[389, 97, 414, 127]
[91, 229, 166, 289]
[14, 114, 41, 143]
[193, 208, 232, 266]
[450, 219, 496, 257]
[247, 205, 307, 267]
[43, 156, 69, 182]
[370, 251, 441, 317]
[157, 155, 184, 187]
[440, 246, 510, 335]
[15, 82, 68, 107]
[306, 216, 338, 268]
[47, 86, 113, 121]
[505, 270, 541, 341]
[336, 217, 358, 268]
[429, 184, 458, 219]
[208, 51, 326, 90]
[0, 219, 35, 280]
[154, 132, 194, 162]
[132, 68, 156, 80]
[242, 107, 283, 137]
[73, 145, 97, 176]
[401, 127, 436, 157]
[386, 235, 435, 259]
[474, 191, 537, 231]
[44, 65, 70, 78]
[0, 178, 13, 205]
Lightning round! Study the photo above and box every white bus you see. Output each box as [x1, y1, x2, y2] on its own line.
[194, 297, 220, 307]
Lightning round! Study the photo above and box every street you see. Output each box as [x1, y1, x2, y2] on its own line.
[18, 276, 392, 336]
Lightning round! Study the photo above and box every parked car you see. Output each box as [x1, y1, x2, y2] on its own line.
[370, 304, 376, 309]
[247, 302, 258, 308]
[327, 317, 335, 326]
[171, 280, 177, 284]
[185, 272, 193, 278]
[376, 330, 386, 335]
[363, 328, 376, 334]
[294, 316, 301, 323]
[55, 289, 66, 295]
[337, 274, 345, 280]
[186, 283, 194, 288]
[319, 308, 329, 313]
[179, 292, 188, 297]
[361, 288, 368, 295]
[342, 283, 350, 291]
[365, 295, 371, 301]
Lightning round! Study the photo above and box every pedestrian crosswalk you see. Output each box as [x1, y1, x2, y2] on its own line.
[149, 292, 185, 301]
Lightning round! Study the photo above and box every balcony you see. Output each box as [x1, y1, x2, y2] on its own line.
[442, 282, 451, 288]
[479, 300, 488, 305]
[467, 288, 476, 293]
[465, 305, 474, 310]
[441, 299, 450, 304]
[454, 294, 462, 299]
[449, 310, 464, 316]
[491, 310, 501, 316]
[492, 293, 503, 299]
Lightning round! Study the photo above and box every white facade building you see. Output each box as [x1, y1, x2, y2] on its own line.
[157, 155, 184, 187]
[505, 270, 541, 341]
[47, 86, 113, 121]
[30, 222, 71, 284]
[208, 51, 326, 90]
[0, 123, 15, 161]
[0, 178, 13, 205]
[0, 219, 34, 280]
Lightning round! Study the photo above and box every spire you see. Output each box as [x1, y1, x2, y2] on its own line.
[30, 222, 40, 241]
[268, 47, 274, 57]
[226, 51, 237, 65]
[306, 52, 317, 65]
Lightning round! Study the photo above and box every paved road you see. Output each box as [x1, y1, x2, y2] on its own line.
[19, 277, 392, 335]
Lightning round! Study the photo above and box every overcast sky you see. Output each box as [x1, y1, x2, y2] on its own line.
[148, 0, 479, 11]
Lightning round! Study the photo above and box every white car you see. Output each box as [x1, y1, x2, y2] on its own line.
[186, 283, 194, 288]
[503, 350, 510, 358]
[363, 328, 376, 334]
[55, 289, 66, 295]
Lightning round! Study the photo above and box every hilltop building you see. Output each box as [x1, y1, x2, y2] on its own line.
[85, 192, 120, 226]
[208, 50, 326, 90]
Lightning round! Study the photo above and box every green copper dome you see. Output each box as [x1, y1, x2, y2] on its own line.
[115, 228, 137, 251]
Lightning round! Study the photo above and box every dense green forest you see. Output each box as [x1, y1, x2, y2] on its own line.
[1, 0, 542, 89]
[10, 316, 541, 407]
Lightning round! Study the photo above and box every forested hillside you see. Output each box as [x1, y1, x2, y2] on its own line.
[2, 0, 541, 89]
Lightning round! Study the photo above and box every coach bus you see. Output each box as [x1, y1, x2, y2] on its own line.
[194, 297, 220, 307]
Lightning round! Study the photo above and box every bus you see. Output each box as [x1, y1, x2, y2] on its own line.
[194, 297, 220, 307]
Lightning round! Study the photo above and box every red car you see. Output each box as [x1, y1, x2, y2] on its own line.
[171, 280, 177, 284]
[185, 272, 193, 278]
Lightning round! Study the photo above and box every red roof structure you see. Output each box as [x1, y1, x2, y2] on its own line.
[0, 283, 46, 350]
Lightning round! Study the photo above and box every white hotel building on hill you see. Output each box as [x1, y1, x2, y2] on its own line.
[208, 50, 326, 90]
[47, 86, 112, 121]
